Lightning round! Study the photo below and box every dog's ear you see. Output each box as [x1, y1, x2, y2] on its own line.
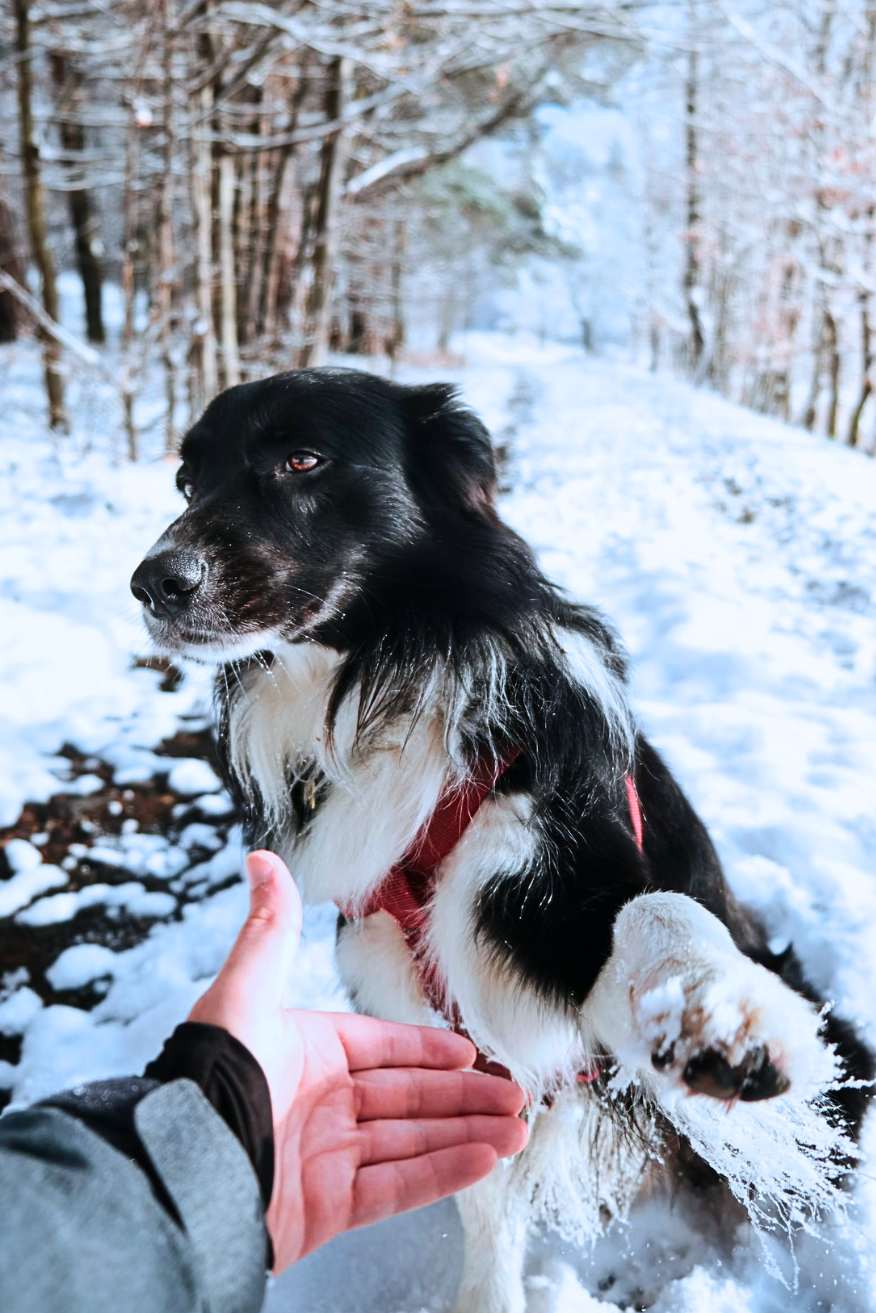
[402, 383, 497, 516]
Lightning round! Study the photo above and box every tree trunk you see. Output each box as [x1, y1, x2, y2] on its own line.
[824, 309, 839, 438]
[437, 290, 455, 352]
[119, 93, 141, 460]
[0, 166, 26, 342]
[386, 216, 407, 366]
[49, 53, 104, 343]
[258, 67, 309, 339]
[218, 153, 240, 387]
[158, 0, 178, 451]
[233, 150, 251, 345]
[239, 89, 264, 346]
[683, 1, 705, 378]
[801, 329, 821, 432]
[801, 276, 829, 432]
[280, 179, 317, 335]
[649, 321, 660, 373]
[804, 4, 840, 437]
[847, 293, 871, 448]
[120, 92, 141, 357]
[15, 0, 68, 431]
[772, 236, 801, 421]
[191, 82, 219, 414]
[299, 57, 353, 367]
[257, 145, 287, 339]
[848, 44, 876, 448]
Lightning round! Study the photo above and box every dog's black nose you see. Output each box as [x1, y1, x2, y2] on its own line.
[131, 553, 204, 617]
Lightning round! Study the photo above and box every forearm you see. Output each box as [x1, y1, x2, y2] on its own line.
[0, 1029, 272, 1313]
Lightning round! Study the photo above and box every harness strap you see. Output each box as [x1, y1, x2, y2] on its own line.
[626, 773, 644, 852]
[340, 759, 644, 1089]
[354, 748, 522, 931]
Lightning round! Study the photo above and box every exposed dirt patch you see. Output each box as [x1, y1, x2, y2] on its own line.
[0, 728, 239, 1111]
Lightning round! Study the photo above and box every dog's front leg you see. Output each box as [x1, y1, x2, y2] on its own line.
[453, 1160, 529, 1313]
[583, 892, 834, 1104]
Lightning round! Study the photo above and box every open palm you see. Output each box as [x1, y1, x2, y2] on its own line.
[188, 851, 527, 1272]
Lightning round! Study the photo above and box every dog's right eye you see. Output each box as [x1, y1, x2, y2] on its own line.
[285, 452, 321, 473]
[177, 478, 194, 501]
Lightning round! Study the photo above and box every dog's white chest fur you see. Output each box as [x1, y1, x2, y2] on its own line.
[227, 641, 452, 906]
[226, 640, 585, 1085]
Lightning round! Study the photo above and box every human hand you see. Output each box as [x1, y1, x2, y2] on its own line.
[187, 850, 528, 1272]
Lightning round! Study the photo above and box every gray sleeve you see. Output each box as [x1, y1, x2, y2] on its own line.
[0, 1078, 269, 1313]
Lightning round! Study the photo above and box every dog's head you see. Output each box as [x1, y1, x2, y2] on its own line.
[131, 369, 498, 659]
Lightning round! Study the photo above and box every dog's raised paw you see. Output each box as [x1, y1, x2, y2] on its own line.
[590, 894, 839, 1110]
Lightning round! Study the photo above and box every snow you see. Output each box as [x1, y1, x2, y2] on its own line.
[633, 975, 685, 1050]
[46, 944, 119, 991]
[2, 330, 876, 1309]
[0, 863, 68, 918]
[16, 882, 177, 927]
[183, 791, 235, 819]
[166, 758, 223, 796]
[64, 832, 192, 880]
[175, 826, 247, 891]
[0, 985, 43, 1036]
[61, 772, 107, 796]
[3, 838, 43, 872]
[178, 822, 224, 852]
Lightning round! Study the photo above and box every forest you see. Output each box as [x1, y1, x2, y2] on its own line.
[3, 0, 876, 456]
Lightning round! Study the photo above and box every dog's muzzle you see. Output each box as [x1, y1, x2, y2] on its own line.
[131, 552, 205, 619]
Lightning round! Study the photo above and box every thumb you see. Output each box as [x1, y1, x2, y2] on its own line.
[217, 850, 303, 1002]
[246, 849, 303, 939]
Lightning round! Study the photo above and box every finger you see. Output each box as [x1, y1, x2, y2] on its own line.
[354, 1067, 526, 1122]
[330, 1013, 478, 1072]
[351, 1144, 499, 1230]
[209, 851, 303, 1003]
[358, 1113, 529, 1166]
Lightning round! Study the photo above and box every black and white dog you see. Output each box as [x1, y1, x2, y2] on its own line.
[132, 369, 873, 1312]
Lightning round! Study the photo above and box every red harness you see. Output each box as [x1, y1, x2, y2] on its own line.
[340, 754, 644, 1083]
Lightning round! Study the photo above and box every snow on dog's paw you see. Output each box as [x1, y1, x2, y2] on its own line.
[603, 894, 838, 1105]
[633, 960, 830, 1105]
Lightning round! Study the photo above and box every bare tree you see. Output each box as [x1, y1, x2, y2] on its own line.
[0, 165, 26, 343]
[14, 0, 68, 431]
[0, 0, 646, 444]
[49, 52, 105, 344]
[299, 56, 353, 367]
[158, 0, 179, 451]
[683, 0, 705, 378]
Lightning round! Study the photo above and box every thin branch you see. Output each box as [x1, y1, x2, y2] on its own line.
[0, 267, 107, 371]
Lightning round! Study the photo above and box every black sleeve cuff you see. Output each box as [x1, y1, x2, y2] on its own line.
[143, 1022, 275, 1214]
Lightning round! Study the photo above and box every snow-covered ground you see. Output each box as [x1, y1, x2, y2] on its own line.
[1, 330, 876, 1310]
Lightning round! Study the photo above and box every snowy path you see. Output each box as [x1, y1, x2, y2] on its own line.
[2, 335, 876, 1310]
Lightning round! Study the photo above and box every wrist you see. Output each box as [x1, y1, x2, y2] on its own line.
[144, 1022, 275, 1212]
